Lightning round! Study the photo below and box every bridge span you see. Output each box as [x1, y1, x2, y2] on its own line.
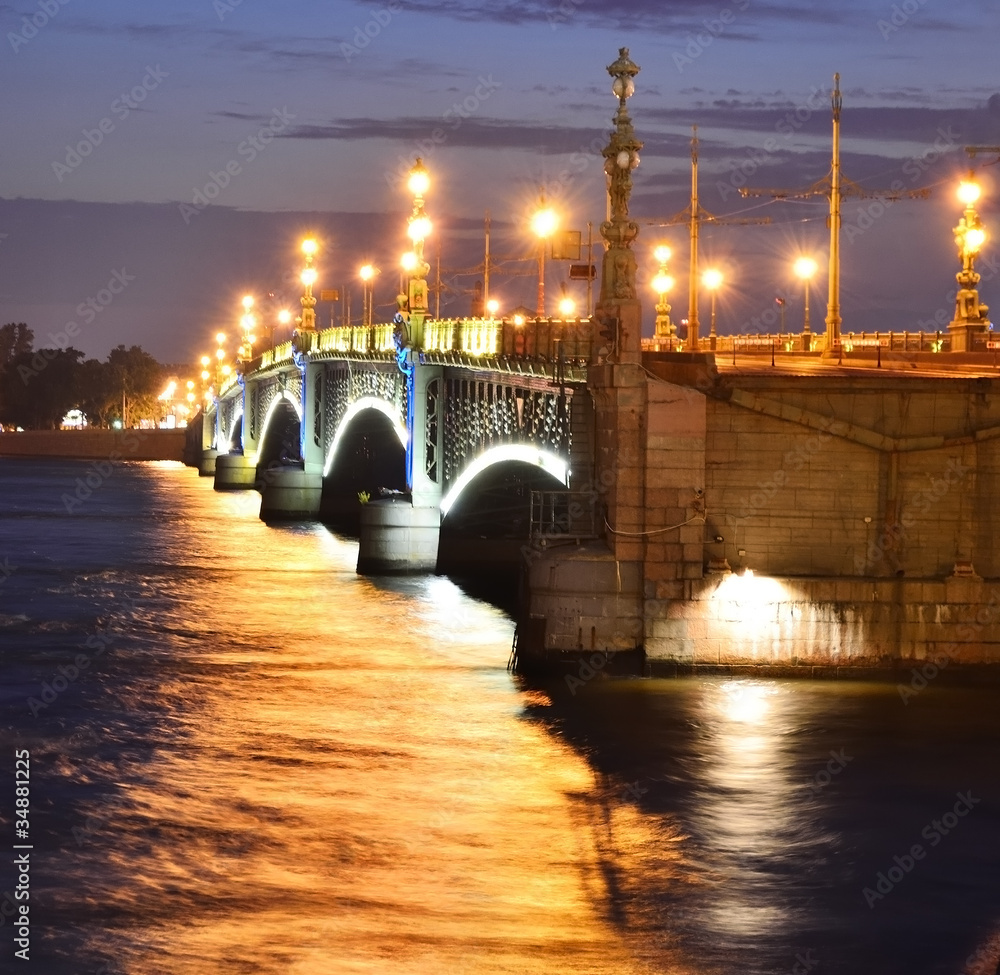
[193, 47, 1000, 676]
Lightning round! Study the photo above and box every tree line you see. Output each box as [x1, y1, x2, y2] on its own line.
[0, 323, 170, 430]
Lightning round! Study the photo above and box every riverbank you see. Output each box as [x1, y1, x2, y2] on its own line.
[0, 428, 187, 462]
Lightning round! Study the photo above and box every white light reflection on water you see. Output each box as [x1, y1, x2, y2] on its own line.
[689, 679, 826, 940]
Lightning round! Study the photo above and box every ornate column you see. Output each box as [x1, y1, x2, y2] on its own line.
[595, 47, 643, 365]
[948, 175, 990, 352]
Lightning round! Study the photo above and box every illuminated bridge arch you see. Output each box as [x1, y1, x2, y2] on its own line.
[223, 408, 243, 453]
[258, 390, 301, 449]
[323, 396, 408, 477]
[440, 444, 569, 516]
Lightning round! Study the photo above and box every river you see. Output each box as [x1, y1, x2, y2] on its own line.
[1, 458, 998, 974]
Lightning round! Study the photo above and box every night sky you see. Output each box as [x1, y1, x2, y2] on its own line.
[2, 0, 1000, 364]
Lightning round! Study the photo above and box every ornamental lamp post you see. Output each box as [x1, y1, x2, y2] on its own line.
[294, 237, 319, 355]
[596, 47, 642, 362]
[239, 294, 256, 362]
[949, 175, 990, 350]
[652, 244, 675, 350]
[404, 158, 431, 347]
[359, 264, 378, 327]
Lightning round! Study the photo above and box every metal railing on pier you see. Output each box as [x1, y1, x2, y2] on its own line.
[528, 490, 602, 547]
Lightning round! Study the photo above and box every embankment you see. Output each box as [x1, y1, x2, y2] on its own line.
[0, 429, 187, 462]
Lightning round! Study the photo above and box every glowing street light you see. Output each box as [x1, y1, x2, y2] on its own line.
[531, 195, 558, 317]
[702, 268, 723, 349]
[947, 174, 991, 349]
[652, 244, 676, 349]
[486, 298, 500, 319]
[558, 295, 576, 318]
[359, 263, 378, 327]
[404, 158, 431, 337]
[239, 294, 257, 361]
[794, 257, 818, 335]
[299, 237, 318, 332]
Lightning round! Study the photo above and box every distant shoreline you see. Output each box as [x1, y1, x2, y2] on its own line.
[0, 428, 187, 462]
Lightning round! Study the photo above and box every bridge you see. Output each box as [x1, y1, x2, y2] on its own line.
[199, 315, 598, 573]
[193, 49, 1000, 675]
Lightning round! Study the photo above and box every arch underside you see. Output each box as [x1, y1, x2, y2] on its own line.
[440, 372, 573, 493]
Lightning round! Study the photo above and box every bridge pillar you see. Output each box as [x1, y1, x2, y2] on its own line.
[198, 448, 218, 477]
[357, 360, 442, 573]
[259, 357, 323, 521]
[214, 453, 257, 490]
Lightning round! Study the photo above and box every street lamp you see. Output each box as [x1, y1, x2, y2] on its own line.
[486, 298, 500, 319]
[558, 295, 576, 318]
[794, 257, 818, 336]
[239, 294, 256, 361]
[299, 238, 318, 332]
[652, 244, 675, 349]
[702, 268, 723, 349]
[359, 264, 378, 327]
[404, 158, 431, 340]
[531, 195, 558, 317]
[951, 176, 989, 343]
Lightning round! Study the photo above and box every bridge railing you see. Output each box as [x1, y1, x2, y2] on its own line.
[316, 324, 396, 354]
[529, 490, 602, 547]
[646, 330, 953, 354]
[258, 340, 295, 369]
[309, 318, 594, 362]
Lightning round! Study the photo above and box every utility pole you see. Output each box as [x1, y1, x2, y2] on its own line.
[741, 74, 930, 357]
[649, 126, 770, 350]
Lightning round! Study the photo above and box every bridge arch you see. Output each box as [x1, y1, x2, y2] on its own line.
[440, 444, 569, 516]
[323, 396, 407, 477]
[256, 391, 302, 466]
[223, 408, 243, 453]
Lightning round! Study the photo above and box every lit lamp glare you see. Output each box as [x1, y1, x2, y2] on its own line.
[652, 242, 676, 349]
[794, 256, 818, 335]
[702, 268, 723, 348]
[558, 296, 575, 317]
[531, 199, 559, 317]
[958, 181, 981, 206]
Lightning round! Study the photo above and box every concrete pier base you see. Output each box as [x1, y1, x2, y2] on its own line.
[357, 500, 441, 574]
[514, 544, 645, 675]
[198, 448, 219, 477]
[259, 467, 322, 521]
[214, 453, 257, 490]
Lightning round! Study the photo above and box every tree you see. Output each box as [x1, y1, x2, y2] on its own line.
[0, 323, 34, 368]
[0, 348, 84, 429]
[106, 344, 164, 426]
[76, 358, 118, 427]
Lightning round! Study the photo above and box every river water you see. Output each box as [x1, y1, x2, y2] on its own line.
[1, 458, 998, 975]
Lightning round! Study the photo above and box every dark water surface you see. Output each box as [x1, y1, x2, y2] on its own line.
[1, 458, 998, 974]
